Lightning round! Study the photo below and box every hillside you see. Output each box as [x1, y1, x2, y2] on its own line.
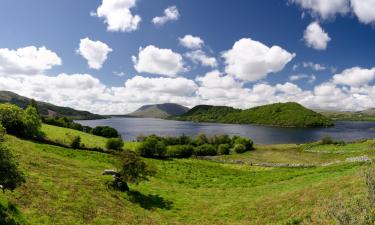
[127, 103, 189, 119]
[0, 91, 104, 120]
[174, 102, 333, 128]
[319, 108, 375, 121]
[173, 105, 241, 122]
[1, 124, 373, 224]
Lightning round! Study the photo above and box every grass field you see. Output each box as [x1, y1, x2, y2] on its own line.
[0, 125, 374, 224]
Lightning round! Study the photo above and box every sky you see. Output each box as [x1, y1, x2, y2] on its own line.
[0, 0, 375, 114]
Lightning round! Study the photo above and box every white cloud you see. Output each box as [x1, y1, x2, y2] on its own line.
[289, 0, 350, 19]
[76, 38, 112, 70]
[132, 45, 186, 77]
[222, 38, 295, 82]
[152, 6, 179, 26]
[302, 62, 326, 71]
[179, 35, 204, 49]
[93, 0, 141, 32]
[185, 50, 218, 68]
[304, 22, 331, 50]
[289, 74, 316, 83]
[0, 46, 61, 75]
[196, 70, 240, 89]
[333, 67, 375, 87]
[350, 0, 375, 24]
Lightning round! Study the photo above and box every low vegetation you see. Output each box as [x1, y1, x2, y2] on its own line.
[174, 102, 333, 128]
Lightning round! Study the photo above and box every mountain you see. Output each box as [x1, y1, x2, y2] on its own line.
[319, 108, 375, 121]
[173, 102, 333, 128]
[127, 103, 189, 118]
[0, 90, 104, 120]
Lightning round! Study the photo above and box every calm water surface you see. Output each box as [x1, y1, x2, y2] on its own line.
[76, 117, 375, 144]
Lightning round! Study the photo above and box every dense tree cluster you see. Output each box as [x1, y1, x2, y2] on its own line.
[137, 134, 253, 158]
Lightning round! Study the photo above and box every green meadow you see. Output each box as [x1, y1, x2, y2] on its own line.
[1, 124, 374, 224]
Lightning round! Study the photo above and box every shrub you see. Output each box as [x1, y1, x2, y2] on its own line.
[114, 151, 156, 191]
[0, 144, 25, 192]
[70, 136, 81, 149]
[209, 134, 232, 146]
[193, 133, 208, 146]
[233, 137, 253, 151]
[0, 104, 25, 135]
[233, 144, 247, 153]
[106, 138, 124, 151]
[167, 145, 194, 158]
[194, 144, 217, 156]
[321, 136, 334, 145]
[92, 126, 119, 138]
[137, 136, 166, 158]
[218, 144, 231, 155]
[0, 123, 5, 142]
[22, 106, 42, 137]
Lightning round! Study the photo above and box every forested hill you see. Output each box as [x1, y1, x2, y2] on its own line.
[173, 102, 334, 128]
[0, 91, 104, 120]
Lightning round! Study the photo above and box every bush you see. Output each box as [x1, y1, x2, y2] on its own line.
[320, 136, 334, 145]
[92, 126, 119, 138]
[70, 136, 81, 149]
[0, 123, 5, 142]
[22, 106, 42, 137]
[193, 133, 208, 146]
[194, 144, 217, 156]
[0, 144, 25, 192]
[106, 138, 124, 151]
[167, 145, 194, 158]
[218, 144, 230, 155]
[233, 144, 247, 153]
[209, 134, 232, 146]
[137, 136, 166, 158]
[233, 137, 253, 151]
[0, 104, 25, 135]
[114, 151, 156, 192]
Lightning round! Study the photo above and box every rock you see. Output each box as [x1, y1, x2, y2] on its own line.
[102, 169, 119, 176]
[345, 156, 372, 163]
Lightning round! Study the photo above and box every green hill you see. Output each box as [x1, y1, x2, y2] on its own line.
[127, 103, 189, 119]
[0, 90, 104, 120]
[174, 102, 333, 128]
[0, 124, 373, 224]
[319, 109, 375, 121]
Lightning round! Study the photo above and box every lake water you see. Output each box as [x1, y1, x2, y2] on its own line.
[76, 117, 375, 145]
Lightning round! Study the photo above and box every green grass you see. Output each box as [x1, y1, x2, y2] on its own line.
[41, 124, 140, 151]
[1, 129, 373, 224]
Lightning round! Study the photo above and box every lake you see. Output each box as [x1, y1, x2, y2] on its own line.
[76, 117, 375, 144]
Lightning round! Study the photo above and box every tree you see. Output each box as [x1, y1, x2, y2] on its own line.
[194, 133, 208, 146]
[114, 151, 156, 191]
[137, 136, 166, 158]
[70, 136, 81, 149]
[106, 138, 124, 150]
[30, 99, 40, 115]
[0, 144, 25, 192]
[92, 126, 119, 138]
[22, 106, 42, 137]
[0, 104, 25, 135]
[0, 123, 5, 142]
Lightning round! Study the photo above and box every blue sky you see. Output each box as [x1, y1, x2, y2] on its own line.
[0, 0, 375, 114]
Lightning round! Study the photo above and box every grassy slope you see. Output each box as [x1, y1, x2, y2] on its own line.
[0, 125, 373, 224]
[174, 102, 333, 128]
[41, 124, 139, 151]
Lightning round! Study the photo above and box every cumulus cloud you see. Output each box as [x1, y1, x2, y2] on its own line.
[76, 38, 112, 70]
[179, 35, 204, 49]
[304, 22, 331, 50]
[93, 0, 141, 32]
[0, 46, 61, 75]
[222, 38, 295, 82]
[333, 67, 375, 87]
[185, 50, 218, 68]
[132, 45, 186, 77]
[152, 6, 179, 26]
[289, 0, 350, 19]
[350, 0, 375, 24]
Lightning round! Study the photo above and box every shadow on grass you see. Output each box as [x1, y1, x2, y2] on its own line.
[0, 202, 22, 225]
[126, 190, 173, 210]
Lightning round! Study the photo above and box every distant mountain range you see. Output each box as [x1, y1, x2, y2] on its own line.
[126, 103, 189, 119]
[318, 108, 375, 121]
[0, 91, 104, 120]
[173, 102, 334, 128]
